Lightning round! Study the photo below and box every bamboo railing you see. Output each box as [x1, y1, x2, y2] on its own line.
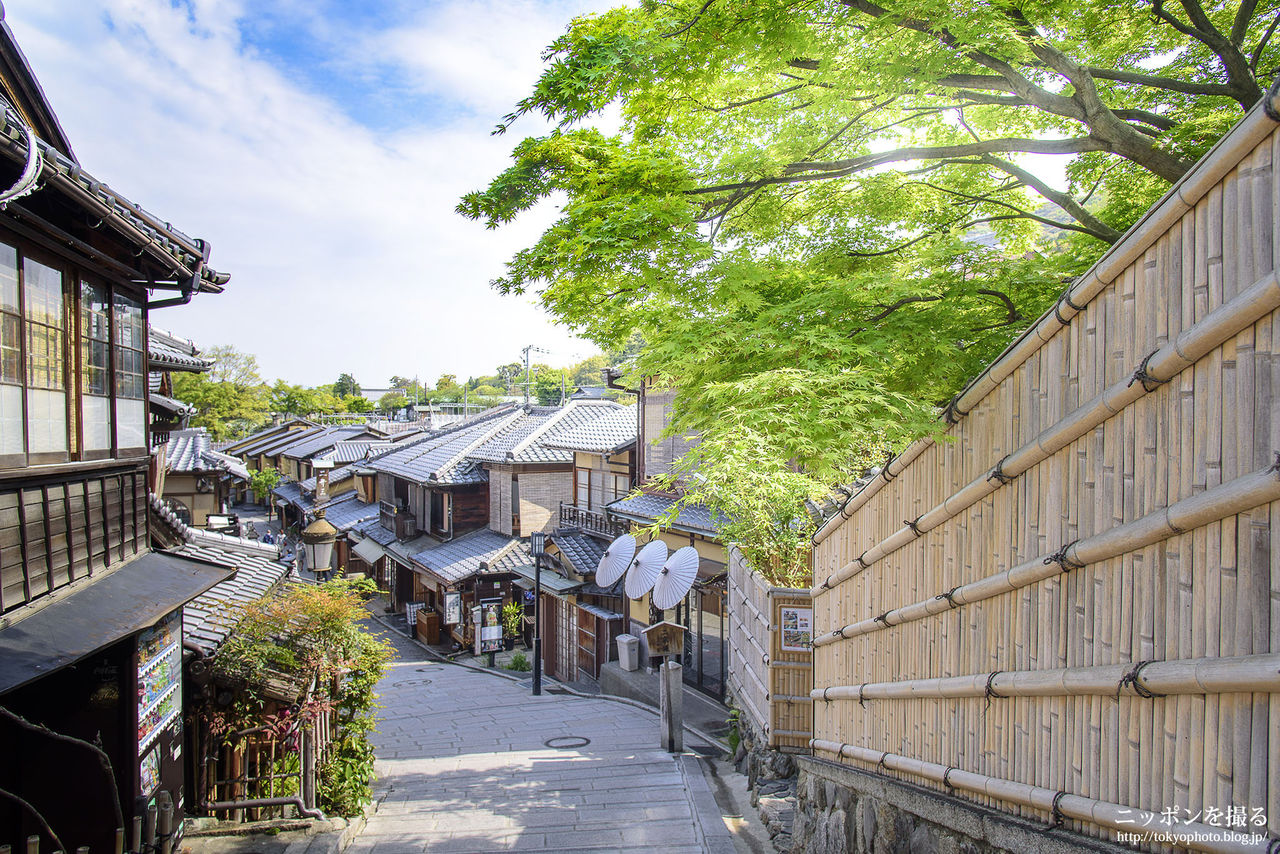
[810, 96, 1280, 851]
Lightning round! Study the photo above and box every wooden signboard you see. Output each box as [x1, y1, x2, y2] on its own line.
[642, 621, 685, 658]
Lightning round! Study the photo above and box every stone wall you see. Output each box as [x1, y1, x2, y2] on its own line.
[730, 696, 799, 852]
[793, 758, 1131, 854]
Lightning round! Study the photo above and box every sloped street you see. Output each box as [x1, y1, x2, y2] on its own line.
[349, 620, 744, 854]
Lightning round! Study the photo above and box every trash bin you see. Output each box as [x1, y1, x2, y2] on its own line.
[617, 634, 640, 672]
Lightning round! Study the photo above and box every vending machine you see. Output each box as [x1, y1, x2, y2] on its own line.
[135, 609, 186, 849]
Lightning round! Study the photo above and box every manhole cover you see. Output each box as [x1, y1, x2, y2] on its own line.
[544, 735, 591, 750]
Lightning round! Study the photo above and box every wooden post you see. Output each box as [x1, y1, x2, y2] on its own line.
[659, 659, 683, 753]
[302, 723, 317, 812]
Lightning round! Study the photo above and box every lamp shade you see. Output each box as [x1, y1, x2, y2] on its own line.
[530, 531, 546, 557]
[300, 512, 338, 573]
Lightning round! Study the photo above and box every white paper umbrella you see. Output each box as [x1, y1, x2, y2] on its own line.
[624, 540, 668, 599]
[652, 546, 700, 610]
[595, 533, 636, 586]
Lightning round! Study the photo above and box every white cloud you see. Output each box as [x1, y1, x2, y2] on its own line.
[2, 0, 616, 386]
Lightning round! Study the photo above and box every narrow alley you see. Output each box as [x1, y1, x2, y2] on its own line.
[348, 619, 743, 853]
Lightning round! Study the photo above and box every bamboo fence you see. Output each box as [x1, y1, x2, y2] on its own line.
[727, 549, 812, 750]
[809, 96, 1280, 852]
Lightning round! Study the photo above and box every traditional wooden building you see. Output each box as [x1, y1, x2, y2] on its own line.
[0, 19, 233, 852]
[160, 428, 248, 526]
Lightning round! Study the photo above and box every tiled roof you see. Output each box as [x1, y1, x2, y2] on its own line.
[366, 406, 520, 485]
[318, 441, 393, 464]
[148, 328, 214, 373]
[151, 392, 196, 418]
[241, 426, 324, 458]
[145, 493, 288, 655]
[300, 463, 358, 492]
[385, 533, 439, 568]
[541, 405, 636, 455]
[280, 426, 372, 460]
[351, 516, 396, 547]
[409, 529, 522, 584]
[271, 481, 304, 507]
[570, 386, 611, 399]
[166, 429, 249, 479]
[316, 494, 379, 533]
[166, 429, 212, 471]
[606, 491, 722, 537]
[550, 530, 606, 576]
[177, 531, 291, 655]
[467, 400, 626, 465]
[222, 420, 314, 455]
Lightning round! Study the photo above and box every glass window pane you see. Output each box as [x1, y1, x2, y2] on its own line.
[23, 258, 63, 327]
[115, 397, 145, 449]
[2, 313, 20, 383]
[113, 293, 142, 350]
[0, 384, 21, 455]
[81, 280, 109, 342]
[0, 243, 15, 314]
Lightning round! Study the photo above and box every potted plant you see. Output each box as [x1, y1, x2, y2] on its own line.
[501, 601, 523, 651]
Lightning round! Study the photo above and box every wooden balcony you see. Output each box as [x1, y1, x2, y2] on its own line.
[558, 503, 628, 538]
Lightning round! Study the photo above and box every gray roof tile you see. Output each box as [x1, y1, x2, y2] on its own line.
[279, 426, 372, 460]
[410, 529, 522, 584]
[176, 532, 292, 655]
[366, 406, 519, 484]
[606, 491, 722, 537]
[541, 405, 636, 455]
[467, 400, 627, 465]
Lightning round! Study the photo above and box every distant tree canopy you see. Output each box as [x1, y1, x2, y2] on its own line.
[172, 345, 268, 440]
[333, 373, 361, 398]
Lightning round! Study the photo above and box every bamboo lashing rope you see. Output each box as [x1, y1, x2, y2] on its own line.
[809, 739, 1271, 853]
[808, 653, 1280, 702]
[813, 463, 1280, 647]
[813, 267, 1280, 590]
[812, 93, 1280, 547]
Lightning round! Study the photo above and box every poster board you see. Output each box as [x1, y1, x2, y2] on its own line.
[778, 605, 812, 651]
[479, 599, 504, 653]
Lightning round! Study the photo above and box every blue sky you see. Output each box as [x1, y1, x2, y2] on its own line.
[4, 0, 618, 387]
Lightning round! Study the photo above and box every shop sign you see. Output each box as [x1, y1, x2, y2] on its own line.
[479, 599, 504, 653]
[445, 592, 462, 625]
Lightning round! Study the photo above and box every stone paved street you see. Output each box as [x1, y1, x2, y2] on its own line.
[349, 619, 740, 853]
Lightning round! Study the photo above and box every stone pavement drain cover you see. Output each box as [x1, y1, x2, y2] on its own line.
[391, 678, 432, 688]
[415, 666, 443, 672]
[544, 736, 591, 750]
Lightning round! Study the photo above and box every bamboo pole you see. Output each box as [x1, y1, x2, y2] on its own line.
[813, 465, 1280, 647]
[810, 653, 1280, 701]
[814, 268, 1280, 592]
[810, 740, 1270, 853]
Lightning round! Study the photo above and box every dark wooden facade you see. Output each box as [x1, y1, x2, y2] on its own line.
[0, 462, 148, 613]
[0, 16, 230, 851]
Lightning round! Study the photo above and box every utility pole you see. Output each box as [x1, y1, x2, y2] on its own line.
[521, 344, 550, 406]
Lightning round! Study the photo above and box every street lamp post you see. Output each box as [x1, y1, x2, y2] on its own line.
[529, 531, 545, 696]
[300, 460, 337, 581]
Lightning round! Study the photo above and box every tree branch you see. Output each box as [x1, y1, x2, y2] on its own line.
[663, 0, 717, 38]
[1086, 67, 1240, 97]
[1251, 12, 1280, 72]
[707, 84, 808, 112]
[979, 154, 1123, 242]
[783, 137, 1109, 177]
